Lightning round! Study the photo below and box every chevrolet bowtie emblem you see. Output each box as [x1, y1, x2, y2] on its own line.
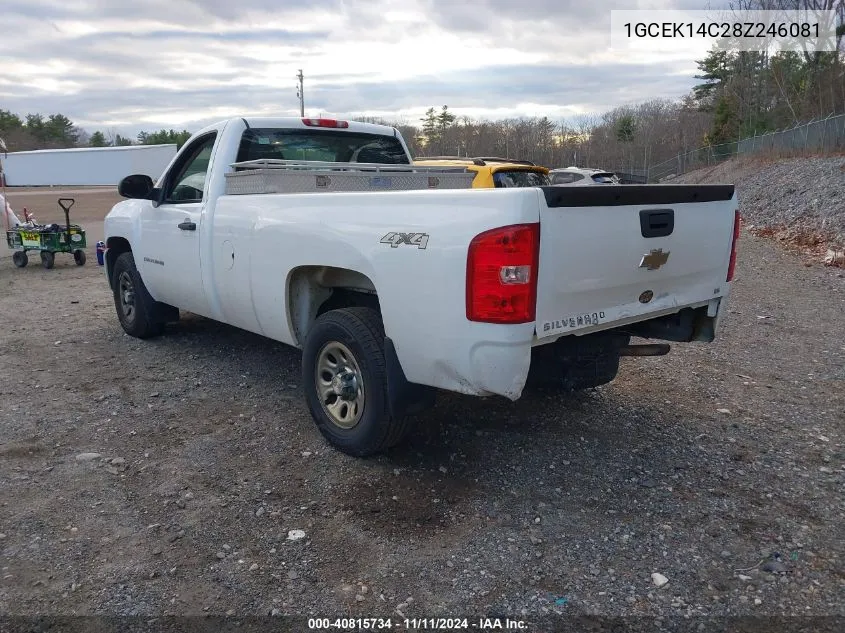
[639, 248, 670, 270]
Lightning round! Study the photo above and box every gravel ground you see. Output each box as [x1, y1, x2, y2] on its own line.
[669, 155, 845, 249]
[0, 189, 844, 629]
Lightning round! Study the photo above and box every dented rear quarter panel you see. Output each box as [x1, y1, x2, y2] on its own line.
[213, 187, 543, 398]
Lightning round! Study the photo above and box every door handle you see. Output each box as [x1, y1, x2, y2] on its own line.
[178, 220, 196, 231]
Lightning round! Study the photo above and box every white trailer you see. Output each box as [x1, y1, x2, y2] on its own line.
[2, 144, 178, 187]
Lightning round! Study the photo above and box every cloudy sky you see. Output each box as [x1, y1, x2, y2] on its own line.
[0, 0, 727, 136]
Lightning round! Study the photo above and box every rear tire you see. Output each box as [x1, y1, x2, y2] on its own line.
[111, 251, 165, 339]
[526, 333, 629, 391]
[12, 251, 28, 268]
[40, 251, 55, 269]
[74, 249, 86, 266]
[302, 307, 411, 457]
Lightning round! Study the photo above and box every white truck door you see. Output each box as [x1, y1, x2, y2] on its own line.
[138, 131, 217, 317]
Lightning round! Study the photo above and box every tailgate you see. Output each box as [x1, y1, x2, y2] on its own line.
[534, 184, 737, 338]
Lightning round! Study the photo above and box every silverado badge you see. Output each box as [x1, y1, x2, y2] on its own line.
[639, 248, 670, 271]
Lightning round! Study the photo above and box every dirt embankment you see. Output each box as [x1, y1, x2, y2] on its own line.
[669, 155, 845, 265]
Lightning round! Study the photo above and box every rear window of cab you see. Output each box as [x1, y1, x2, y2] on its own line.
[237, 128, 410, 164]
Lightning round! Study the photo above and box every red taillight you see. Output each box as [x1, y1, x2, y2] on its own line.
[726, 209, 741, 282]
[302, 118, 349, 128]
[466, 223, 540, 324]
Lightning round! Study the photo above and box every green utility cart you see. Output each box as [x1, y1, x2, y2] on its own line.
[6, 198, 87, 269]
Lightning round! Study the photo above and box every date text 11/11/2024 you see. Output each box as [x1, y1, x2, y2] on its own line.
[307, 617, 529, 630]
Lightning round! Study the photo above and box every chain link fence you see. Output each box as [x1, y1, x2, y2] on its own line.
[645, 112, 845, 182]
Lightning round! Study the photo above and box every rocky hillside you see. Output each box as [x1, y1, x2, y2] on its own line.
[668, 155, 845, 259]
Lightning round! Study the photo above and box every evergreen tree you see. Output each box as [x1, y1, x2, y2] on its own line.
[420, 107, 438, 153]
[89, 131, 107, 147]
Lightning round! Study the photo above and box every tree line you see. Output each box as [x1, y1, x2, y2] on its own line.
[0, 110, 86, 151]
[359, 0, 845, 172]
[695, 1, 845, 145]
[0, 110, 193, 152]
[2, 0, 842, 173]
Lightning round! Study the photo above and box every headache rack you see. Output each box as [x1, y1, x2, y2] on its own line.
[224, 159, 476, 195]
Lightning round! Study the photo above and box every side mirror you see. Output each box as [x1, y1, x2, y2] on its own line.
[118, 174, 154, 199]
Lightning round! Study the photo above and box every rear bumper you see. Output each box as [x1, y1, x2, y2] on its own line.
[424, 337, 533, 401]
[396, 296, 730, 402]
[393, 322, 536, 401]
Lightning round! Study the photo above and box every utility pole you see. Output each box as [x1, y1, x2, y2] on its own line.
[296, 69, 304, 116]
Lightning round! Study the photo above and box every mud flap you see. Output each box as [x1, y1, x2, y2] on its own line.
[384, 337, 436, 418]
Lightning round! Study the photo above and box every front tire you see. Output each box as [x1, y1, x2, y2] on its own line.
[12, 251, 28, 268]
[111, 251, 165, 339]
[302, 307, 411, 457]
[74, 249, 86, 266]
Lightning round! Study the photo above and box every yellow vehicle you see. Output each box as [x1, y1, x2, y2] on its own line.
[412, 156, 550, 188]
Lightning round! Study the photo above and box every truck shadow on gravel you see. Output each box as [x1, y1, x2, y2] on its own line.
[3, 311, 804, 615]
[152, 315, 750, 541]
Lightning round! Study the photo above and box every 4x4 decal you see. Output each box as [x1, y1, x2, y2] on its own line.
[380, 232, 429, 249]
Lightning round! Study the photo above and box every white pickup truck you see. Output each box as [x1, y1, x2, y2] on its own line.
[104, 116, 740, 457]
